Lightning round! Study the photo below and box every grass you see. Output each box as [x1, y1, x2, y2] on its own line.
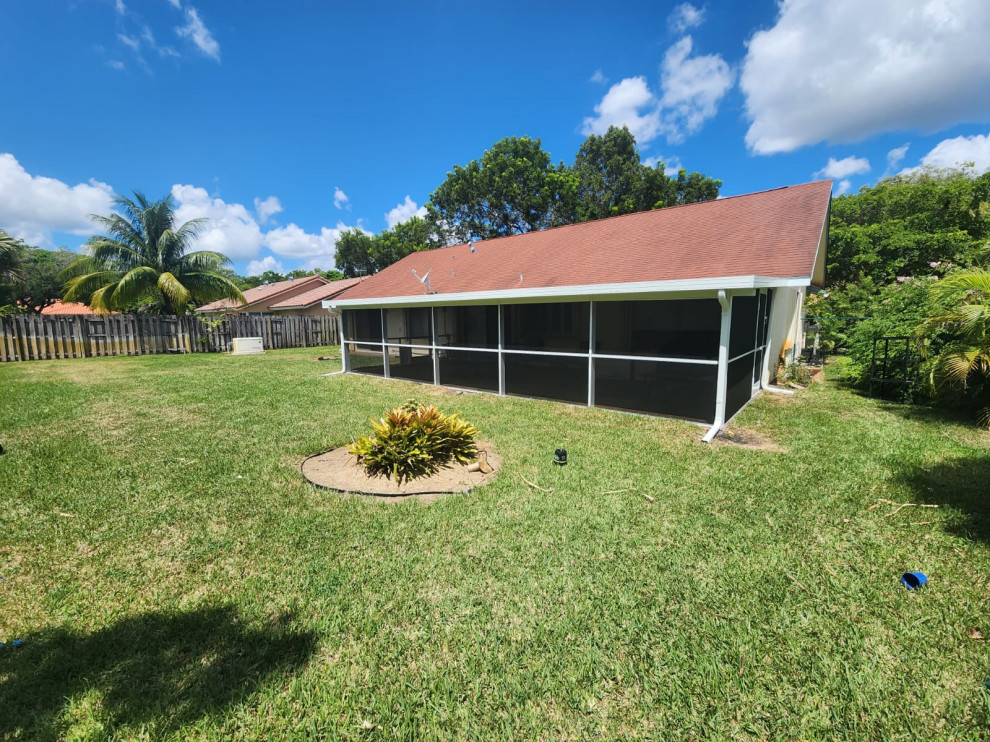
[0, 347, 988, 740]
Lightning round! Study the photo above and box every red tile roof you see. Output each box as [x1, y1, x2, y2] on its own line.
[268, 277, 366, 309]
[196, 275, 327, 312]
[332, 181, 832, 303]
[40, 300, 100, 315]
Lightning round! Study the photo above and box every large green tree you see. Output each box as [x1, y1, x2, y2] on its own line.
[571, 126, 721, 222]
[826, 168, 990, 288]
[427, 136, 576, 243]
[61, 192, 244, 315]
[334, 229, 377, 278]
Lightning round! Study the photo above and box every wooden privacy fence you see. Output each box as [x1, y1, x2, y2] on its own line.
[0, 313, 339, 362]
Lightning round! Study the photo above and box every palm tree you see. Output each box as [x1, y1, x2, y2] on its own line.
[0, 230, 25, 286]
[61, 192, 244, 315]
[924, 262, 990, 427]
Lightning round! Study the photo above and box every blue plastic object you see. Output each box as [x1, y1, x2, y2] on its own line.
[901, 572, 928, 590]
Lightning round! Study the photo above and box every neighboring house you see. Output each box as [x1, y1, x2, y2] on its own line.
[40, 301, 101, 315]
[324, 180, 832, 439]
[196, 275, 329, 315]
[268, 277, 366, 316]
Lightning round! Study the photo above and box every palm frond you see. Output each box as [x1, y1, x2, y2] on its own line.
[89, 282, 120, 314]
[932, 343, 982, 387]
[63, 270, 124, 303]
[177, 250, 232, 273]
[180, 272, 245, 305]
[111, 266, 160, 307]
[157, 271, 193, 313]
[0, 230, 26, 284]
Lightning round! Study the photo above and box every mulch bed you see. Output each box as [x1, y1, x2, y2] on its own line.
[301, 444, 500, 502]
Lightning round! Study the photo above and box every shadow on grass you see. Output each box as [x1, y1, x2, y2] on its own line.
[896, 455, 990, 543]
[0, 605, 317, 740]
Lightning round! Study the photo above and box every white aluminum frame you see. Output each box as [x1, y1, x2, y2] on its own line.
[340, 300, 727, 419]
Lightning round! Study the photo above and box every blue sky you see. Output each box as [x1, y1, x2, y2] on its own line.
[3, 0, 990, 276]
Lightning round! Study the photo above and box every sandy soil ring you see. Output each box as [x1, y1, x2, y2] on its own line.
[300, 444, 500, 500]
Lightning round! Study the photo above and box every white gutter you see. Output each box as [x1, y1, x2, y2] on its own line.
[702, 289, 731, 443]
[322, 274, 811, 311]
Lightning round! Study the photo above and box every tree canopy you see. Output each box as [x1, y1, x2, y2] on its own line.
[327, 127, 722, 278]
[0, 232, 79, 313]
[61, 192, 244, 315]
[427, 136, 575, 243]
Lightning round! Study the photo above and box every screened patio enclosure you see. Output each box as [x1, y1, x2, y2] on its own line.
[340, 291, 774, 424]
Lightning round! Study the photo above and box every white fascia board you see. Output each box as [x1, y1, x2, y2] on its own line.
[322, 275, 811, 310]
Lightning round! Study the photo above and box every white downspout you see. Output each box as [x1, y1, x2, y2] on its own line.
[703, 290, 731, 443]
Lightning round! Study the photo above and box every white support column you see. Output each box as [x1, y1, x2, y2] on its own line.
[431, 306, 439, 385]
[497, 304, 506, 396]
[587, 300, 595, 407]
[703, 290, 732, 443]
[380, 308, 390, 379]
[760, 288, 777, 388]
[338, 312, 350, 372]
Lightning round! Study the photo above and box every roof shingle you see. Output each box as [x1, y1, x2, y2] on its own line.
[332, 180, 832, 303]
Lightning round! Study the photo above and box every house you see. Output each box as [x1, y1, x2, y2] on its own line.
[40, 300, 101, 315]
[323, 180, 831, 439]
[267, 277, 365, 316]
[196, 275, 326, 315]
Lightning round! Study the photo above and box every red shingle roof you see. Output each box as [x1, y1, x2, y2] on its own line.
[333, 181, 832, 303]
[268, 277, 366, 309]
[196, 275, 327, 312]
[40, 300, 100, 315]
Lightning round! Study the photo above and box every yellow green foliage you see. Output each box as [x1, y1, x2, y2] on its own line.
[348, 401, 478, 483]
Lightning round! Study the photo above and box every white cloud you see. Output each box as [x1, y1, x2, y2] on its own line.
[118, 33, 140, 52]
[115, 0, 127, 14]
[253, 195, 282, 224]
[668, 3, 705, 33]
[0, 153, 115, 247]
[741, 0, 990, 155]
[835, 179, 852, 196]
[245, 256, 284, 276]
[815, 155, 871, 180]
[583, 36, 731, 146]
[265, 222, 369, 261]
[175, 7, 220, 61]
[582, 77, 662, 145]
[912, 131, 990, 173]
[333, 187, 350, 210]
[170, 184, 264, 260]
[385, 196, 427, 229]
[105, 60, 125, 71]
[167, 0, 181, 7]
[644, 154, 683, 172]
[887, 144, 910, 170]
[590, 69, 608, 85]
[659, 36, 734, 143]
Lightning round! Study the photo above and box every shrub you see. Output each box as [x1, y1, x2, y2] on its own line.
[348, 400, 479, 483]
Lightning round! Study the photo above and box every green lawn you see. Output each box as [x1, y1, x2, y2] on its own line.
[1, 348, 988, 740]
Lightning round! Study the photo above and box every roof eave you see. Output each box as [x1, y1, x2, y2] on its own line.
[323, 275, 812, 310]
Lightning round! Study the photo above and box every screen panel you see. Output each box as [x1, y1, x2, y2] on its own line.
[348, 342, 385, 376]
[594, 299, 720, 360]
[343, 309, 383, 343]
[729, 295, 759, 358]
[725, 355, 755, 420]
[595, 358, 717, 422]
[504, 353, 588, 404]
[438, 349, 499, 392]
[434, 305, 499, 348]
[503, 302, 589, 352]
[386, 345, 434, 382]
[384, 308, 432, 345]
